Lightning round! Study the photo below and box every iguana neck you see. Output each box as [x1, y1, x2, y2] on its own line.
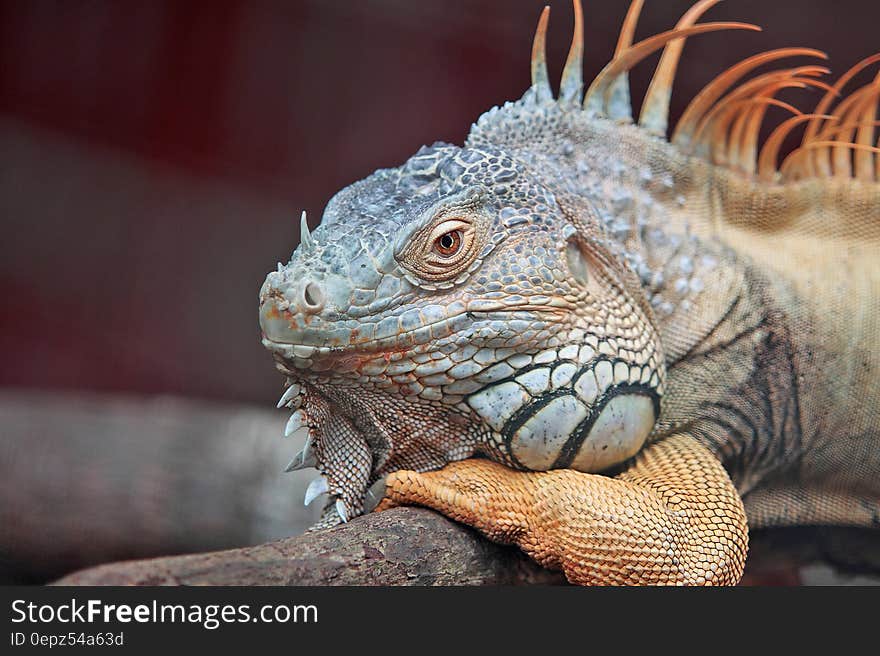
[470, 112, 739, 363]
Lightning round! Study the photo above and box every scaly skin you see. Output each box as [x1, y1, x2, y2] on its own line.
[258, 0, 880, 584]
[376, 435, 748, 586]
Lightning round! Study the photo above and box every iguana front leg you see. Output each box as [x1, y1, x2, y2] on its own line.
[376, 434, 749, 586]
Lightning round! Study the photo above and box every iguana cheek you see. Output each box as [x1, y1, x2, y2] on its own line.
[507, 390, 657, 472]
[466, 353, 662, 473]
[567, 394, 656, 471]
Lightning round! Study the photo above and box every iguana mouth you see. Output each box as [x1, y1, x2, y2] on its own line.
[271, 320, 665, 528]
[260, 295, 573, 358]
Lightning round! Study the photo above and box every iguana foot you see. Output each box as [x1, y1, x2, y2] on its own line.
[376, 435, 749, 586]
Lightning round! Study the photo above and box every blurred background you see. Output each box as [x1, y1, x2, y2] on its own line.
[1, 0, 878, 584]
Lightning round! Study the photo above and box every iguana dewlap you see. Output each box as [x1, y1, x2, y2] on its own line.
[258, 0, 880, 585]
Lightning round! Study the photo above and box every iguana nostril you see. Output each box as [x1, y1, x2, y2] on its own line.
[301, 281, 325, 313]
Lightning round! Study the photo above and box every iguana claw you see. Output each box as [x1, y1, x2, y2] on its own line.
[335, 498, 349, 523]
[363, 476, 387, 513]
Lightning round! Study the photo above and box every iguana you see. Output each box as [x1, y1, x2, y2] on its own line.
[258, 0, 880, 585]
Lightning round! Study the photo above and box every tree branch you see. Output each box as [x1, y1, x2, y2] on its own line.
[52, 507, 566, 586]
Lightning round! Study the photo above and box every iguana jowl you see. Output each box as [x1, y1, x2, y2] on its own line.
[258, 0, 880, 585]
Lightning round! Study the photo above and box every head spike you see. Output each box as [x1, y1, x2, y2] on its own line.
[585, 22, 761, 121]
[300, 210, 314, 252]
[530, 6, 553, 103]
[640, 0, 723, 136]
[586, 0, 643, 118]
[615, 0, 644, 56]
[559, 0, 584, 105]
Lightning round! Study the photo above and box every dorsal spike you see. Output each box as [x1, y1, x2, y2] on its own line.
[758, 114, 835, 182]
[640, 0, 723, 136]
[584, 22, 761, 121]
[672, 48, 827, 147]
[782, 141, 880, 181]
[876, 132, 880, 180]
[854, 74, 880, 180]
[778, 146, 812, 181]
[734, 81, 828, 175]
[732, 76, 835, 172]
[803, 53, 880, 177]
[810, 84, 874, 177]
[803, 53, 880, 145]
[530, 6, 553, 103]
[822, 119, 880, 139]
[687, 67, 828, 156]
[728, 102, 763, 173]
[587, 0, 643, 119]
[814, 114, 880, 181]
[300, 210, 314, 252]
[822, 141, 880, 157]
[759, 112, 880, 182]
[734, 99, 784, 175]
[700, 97, 802, 165]
[832, 85, 879, 178]
[559, 0, 584, 105]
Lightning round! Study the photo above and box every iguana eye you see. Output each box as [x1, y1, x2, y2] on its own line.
[423, 218, 473, 267]
[434, 230, 463, 257]
[397, 216, 481, 282]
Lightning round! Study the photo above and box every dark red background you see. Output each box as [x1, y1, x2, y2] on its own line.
[1, 0, 876, 406]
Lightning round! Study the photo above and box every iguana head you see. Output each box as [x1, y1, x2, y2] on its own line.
[258, 1, 696, 525]
[260, 138, 664, 524]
